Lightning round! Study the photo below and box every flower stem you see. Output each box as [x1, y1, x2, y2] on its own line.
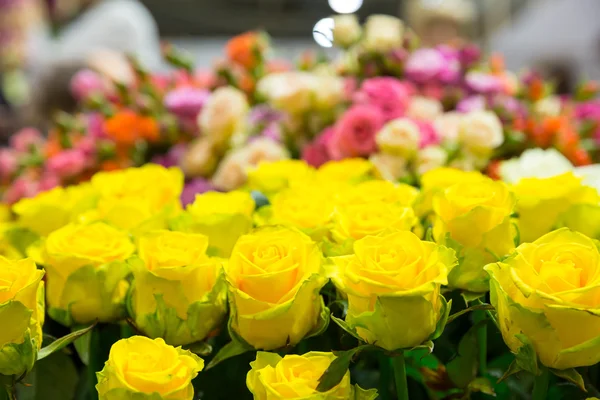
[391, 353, 409, 400]
[377, 353, 392, 400]
[532, 367, 550, 400]
[474, 310, 487, 375]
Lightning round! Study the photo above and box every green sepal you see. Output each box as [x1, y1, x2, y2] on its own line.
[0, 301, 36, 378]
[353, 385, 379, 400]
[550, 368, 586, 392]
[304, 298, 330, 340]
[497, 359, 522, 383]
[430, 296, 452, 340]
[330, 314, 364, 342]
[513, 333, 540, 376]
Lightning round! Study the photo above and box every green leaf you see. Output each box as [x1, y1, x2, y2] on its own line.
[72, 326, 92, 366]
[184, 341, 213, 357]
[330, 314, 364, 342]
[430, 297, 452, 340]
[205, 340, 251, 370]
[404, 341, 434, 360]
[460, 291, 486, 306]
[468, 377, 495, 396]
[514, 333, 539, 376]
[316, 345, 371, 392]
[37, 323, 96, 361]
[446, 304, 495, 324]
[497, 359, 522, 383]
[447, 321, 485, 388]
[17, 351, 79, 400]
[550, 368, 586, 392]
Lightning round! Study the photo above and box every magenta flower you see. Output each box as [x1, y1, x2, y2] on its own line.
[302, 128, 334, 167]
[354, 77, 411, 122]
[405, 48, 458, 84]
[46, 149, 87, 179]
[457, 95, 487, 113]
[415, 121, 441, 148]
[164, 87, 211, 120]
[151, 144, 187, 168]
[10, 128, 44, 152]
[327, 105, 384, 159]
[180, 178, 217, 206]
[0, 149, 17, 180]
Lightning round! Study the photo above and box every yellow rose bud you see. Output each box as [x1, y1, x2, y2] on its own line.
[246, 159, 316, 197]
[513, 172, 600, 242]
[331, 201, 418, 245]
[247, 352, 378, 400]
[485, 228, 600, 369]
[91, 165, 184, 232]
[415, 167, 488, 218]
[329, 232, 456, 351]
[226, 226, 328, 350]
[171, 191, 254, 257]
[12, 184, 98, 236]
[433, 178, 516, 292]
[43, 222, 135, 326]
[128, 230, 227, 346]
[0, 257, 45, 377]
[316, 159, 374, 184]
[96, 336, 204, 400]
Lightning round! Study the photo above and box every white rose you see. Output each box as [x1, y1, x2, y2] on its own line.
[198, 87, 249, 145]
[406, 96, 443, 121]
[313, 75, 345, 110]
[362, 14, 404, 53]
[333, 14, 362, 48]
[180, 137, 218, 177]
[499, 148, 574, 184]
[533, 95, 562, 118]
[212, 138, 289, 191]
[257, 72, 316, 115]
[458, 110, 504, 151]
[369, 153, 409, 181]
[415, 146, 448, 176]
[575, 165, 600, 194]
[376, 118, 421, 158]
[433, 112, 462, 144]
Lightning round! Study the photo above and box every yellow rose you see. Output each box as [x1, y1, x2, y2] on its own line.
[43, 222, 135, 326]
[91, 165, 183, 232]
[415, 167, 487, 218]
[171, 191, 254, 257]
[485, 228, 600, 369]
[96, 336, 204, 400]
[247, 352, 378, 400]
[12, 184, 98, 236]
[433, 178, 516, 292]
[226, 226, 328, 350]
[316, 159, 374, 184]
[0, 204, 10, 222]
[0, 223, 20, 259]
[334, 180, 419, 208]
[0, 257, 45, 377]
[513, 172, 600, 242]
[128, 230, 227, 346]
[246, 159, 316, 197]
[329, 232, 456, 351]
[331, 201, 418, 244]
[557, 204, 600, 239]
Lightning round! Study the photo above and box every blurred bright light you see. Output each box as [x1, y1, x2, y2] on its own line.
[313, 18, 334, 48]
[328, 0, 363, 14]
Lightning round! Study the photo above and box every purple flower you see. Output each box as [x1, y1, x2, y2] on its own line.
[457, 95, 487, 113]
[459, 44, 481, 68]
[151, 144, 187, 168]
[465, 71, 503, 94]
[164, 87, 210, 120]
[180, 178, 217, 206]
[248, 105, 283, 126]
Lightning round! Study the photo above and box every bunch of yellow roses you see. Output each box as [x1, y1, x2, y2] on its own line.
[0, 158, 599, 399]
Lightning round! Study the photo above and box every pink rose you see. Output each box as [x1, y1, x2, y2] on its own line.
[457, 95, 487, 113]
[405, 48, 458, 84]
[46, 149, 87, 179]
[10, 128, 44, 152]
[328, 105, 384, 159]
[0, 149, 18, 180]
[3, 176, 39, 204]
[415, 121, 441, 148]
[70, 69, 107, 101]
[354, 77, 411, 122]
[164, 87, 211, 120]
[465, 71, 502, 94]
[302, 128, 334, 167]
